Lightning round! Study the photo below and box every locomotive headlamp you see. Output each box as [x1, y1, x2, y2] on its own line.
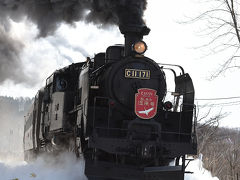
[133, 41, 147, 54]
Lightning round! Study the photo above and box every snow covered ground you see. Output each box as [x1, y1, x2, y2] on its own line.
[0, 152, 87, 180]
[0, 153, 218, 180]
[185, 159, 219, 180]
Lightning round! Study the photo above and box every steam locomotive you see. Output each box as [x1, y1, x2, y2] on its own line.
[24, 25, 197, 180]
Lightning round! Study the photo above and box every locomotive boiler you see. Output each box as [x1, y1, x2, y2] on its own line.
[24, 25, 197, 180]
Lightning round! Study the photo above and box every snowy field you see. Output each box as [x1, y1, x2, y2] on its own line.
[0, 153, 218, 180]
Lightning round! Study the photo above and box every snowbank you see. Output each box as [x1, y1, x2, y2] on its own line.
[185, 159, 219, 180]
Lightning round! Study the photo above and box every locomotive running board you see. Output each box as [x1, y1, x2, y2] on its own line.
[85, 160, 184, 180]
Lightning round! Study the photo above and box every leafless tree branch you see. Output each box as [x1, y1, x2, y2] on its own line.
[183, 0, 240, 78]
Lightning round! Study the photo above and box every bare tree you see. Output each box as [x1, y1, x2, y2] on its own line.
[198, 123, 240, 180]
[196, 106, 227, 153]
[188, 0, 240, 78]
[223, 131, 240, 180]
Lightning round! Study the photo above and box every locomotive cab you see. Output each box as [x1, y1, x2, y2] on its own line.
[40, 63, 83, 150]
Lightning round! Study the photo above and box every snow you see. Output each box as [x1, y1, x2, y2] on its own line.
[0, 152, 87, 180]
[0, 153, 218, 180]
[185, 159, 219, 180]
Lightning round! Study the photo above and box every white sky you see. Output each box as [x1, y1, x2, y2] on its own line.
[0, 0, 240, 127]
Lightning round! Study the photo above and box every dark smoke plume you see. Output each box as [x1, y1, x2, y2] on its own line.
[0, 0, 147, 85]
[0, 27, 27, 84]
[0, 0, 147, 37]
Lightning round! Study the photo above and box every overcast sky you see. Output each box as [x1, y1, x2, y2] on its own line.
[0, 0, 240, 127]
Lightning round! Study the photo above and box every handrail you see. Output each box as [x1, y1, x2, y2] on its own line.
[158, 63, 185, 75]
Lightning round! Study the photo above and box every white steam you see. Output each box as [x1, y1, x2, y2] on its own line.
[0, 152, 87, 180]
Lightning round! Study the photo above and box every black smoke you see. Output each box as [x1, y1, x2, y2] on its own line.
[0, 27, 27, 84]
[0, 0, 147, 37]
[0, 0, 147, 85]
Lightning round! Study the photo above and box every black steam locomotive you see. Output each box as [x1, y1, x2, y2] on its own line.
[24, 25, 197, 180]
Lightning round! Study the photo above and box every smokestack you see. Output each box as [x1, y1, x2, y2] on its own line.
[119, 25, 150, 57]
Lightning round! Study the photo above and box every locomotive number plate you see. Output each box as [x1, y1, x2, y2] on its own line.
[125, 69, 150, 79]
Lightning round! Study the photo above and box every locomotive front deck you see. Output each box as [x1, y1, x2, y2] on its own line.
[85, 159, 185, 180]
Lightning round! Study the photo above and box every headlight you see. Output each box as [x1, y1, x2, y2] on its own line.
[132, 41, 147, 55]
